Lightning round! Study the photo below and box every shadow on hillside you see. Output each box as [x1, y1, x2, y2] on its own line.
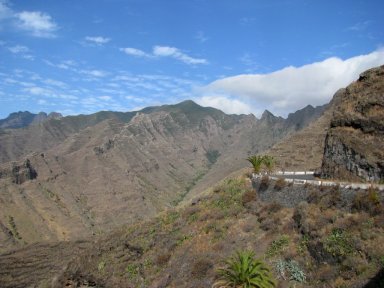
[363, 268, 384, 288]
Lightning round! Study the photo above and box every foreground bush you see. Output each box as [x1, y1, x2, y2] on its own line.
[213, 250, 276, 288]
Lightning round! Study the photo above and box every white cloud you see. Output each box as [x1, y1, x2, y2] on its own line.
[204, 49, 384, 116]
[98, 95, 112, 101]
[15, 11, 58, 37]
[81, 69, 107, 78]
[44, 59, 77, 70]
[8, 44, 34, 60]
[194, 95, 253, 115]
[43, 78, 67, 88]
[120, 45, 208, 65]
[8, 44, 27, 53]
[85, 36, 110, 45]
[153, 45, 207, 65]
[24, 86, 51, 95]
[120, 47, 151, 57]
[0, 1, 57, 38]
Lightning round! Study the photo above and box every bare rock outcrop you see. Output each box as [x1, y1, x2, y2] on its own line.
[0, 159, 38, 184]
[321, 65, 384, 181]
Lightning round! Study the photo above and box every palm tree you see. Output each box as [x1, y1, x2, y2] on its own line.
[247, 155, 264, 174]
[212, 250, 276, 288]
[262, 155, 275, 175]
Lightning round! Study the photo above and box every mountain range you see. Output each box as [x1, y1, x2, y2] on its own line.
[0, 100, 325, 252]
[0, 66, 383, 288]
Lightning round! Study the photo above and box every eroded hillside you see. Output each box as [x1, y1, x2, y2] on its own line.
[0, 100, 324, 252]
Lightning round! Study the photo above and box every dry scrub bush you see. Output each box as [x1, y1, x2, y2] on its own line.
[257, 202, 283, 232]
[191, 258, 213, 279]
[352, 188, 383, 216]
[259, 175, 270, 191]
[341, 255, 369, 276]
[155, 252, 171, 266]
[241, 222, 256, 233]
[314, 264, 338, 283]
[274, 178, 286, 191]
[242, 190, 257, 206]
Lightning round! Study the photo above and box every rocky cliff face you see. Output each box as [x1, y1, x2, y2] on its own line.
[321, 65, 384, 181]
[0, 159, 37, 184]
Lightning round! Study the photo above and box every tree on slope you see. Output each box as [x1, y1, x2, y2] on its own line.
[262, 155, 275, 175]
[247, 155, 264, 174]
[212, 250, 276, 288]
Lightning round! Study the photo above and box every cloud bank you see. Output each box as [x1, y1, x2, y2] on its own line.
[198, 49, 384, 116]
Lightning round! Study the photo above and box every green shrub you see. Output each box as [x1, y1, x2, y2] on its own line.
[7, 216, 22, 240]
[126, 263, 140, 279]
[266, 235, 290, 258]
[275, 259, 306, 283]
[297, 234, 309, 255]
[324, 228, 354, 258]
[161, 211, 180, 225]
[97, 260, 106, 272]
[286, 260, 306, 283]
[213, 250, 276, 288]
[206, 149, 221, 165]
[247, 155, 264, 174]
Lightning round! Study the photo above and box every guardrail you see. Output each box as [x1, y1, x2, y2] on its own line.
[252, 172, 384, 191]
[273, 171, 315, 176]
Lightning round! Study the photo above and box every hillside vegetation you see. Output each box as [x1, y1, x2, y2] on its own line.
[1, 175, 383, 287]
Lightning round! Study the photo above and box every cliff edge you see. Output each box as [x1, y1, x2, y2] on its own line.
[321, 65, 384, 182]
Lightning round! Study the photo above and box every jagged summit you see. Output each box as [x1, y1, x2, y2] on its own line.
[0, 111, 62, 129]
[261, 109, 275, 119]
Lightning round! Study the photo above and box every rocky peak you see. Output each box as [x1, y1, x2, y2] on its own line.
[260, 110, 280, 123]
[0, 111, 63, 129]
[48, 112, 63, 119]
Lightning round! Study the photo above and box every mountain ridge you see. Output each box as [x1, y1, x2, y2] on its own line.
[0, 111, 62, 130]
[0, 100, 325, 252]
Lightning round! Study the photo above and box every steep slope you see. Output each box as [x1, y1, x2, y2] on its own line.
[0, 110, 137, 164]
[267, 105, 332, 171]
[321, 65, 384, 181]
[1, 175, 383, 288]
[0, 101, 324, 252]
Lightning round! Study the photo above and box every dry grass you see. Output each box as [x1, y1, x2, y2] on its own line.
[2, 174, 384, 288]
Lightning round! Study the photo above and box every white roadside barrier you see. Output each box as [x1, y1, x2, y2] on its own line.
[252, 172, 384, 191]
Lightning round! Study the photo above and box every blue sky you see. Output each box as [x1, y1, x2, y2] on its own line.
[0, 0, 383, 118]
